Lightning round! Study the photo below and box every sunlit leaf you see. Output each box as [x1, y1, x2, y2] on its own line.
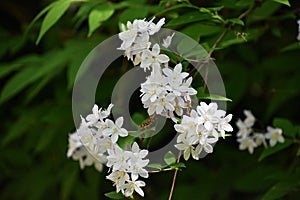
[88, 5, 114, 37]
[197, 87, 232, 102]
[272, 0, 290, 7]
[36, 0, 71, 44]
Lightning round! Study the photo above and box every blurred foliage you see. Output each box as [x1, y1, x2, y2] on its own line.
[1, 0, 300, 199]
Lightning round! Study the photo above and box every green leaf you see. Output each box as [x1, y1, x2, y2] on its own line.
[2, 115, 34, 146]
[262, 180, 298, 200]
[117, 136, 136, 149]
[272, 0, 290, 6]
[280, 42, 300, 52]
[197, 87, 232, 102]
[147, 163, 164, 170]
[170, 162, 186, 169]
[273, 118, 296, 138]
[119, 7, 148, 24]
[88, 5, 114, 37]
[0, 63, 22, 79]
[36, 0, 71, 44]
[166, 11, 211, 26]
[24, 1, 58, 39]
[228, 18, 244, 26]
[0, 50, 66, 104]
[258, 139, 293, 161]
[297, 147, 300, 156]
[104, 191, 126, 199]
[181, 23, 223, 41]
[164, 151, 176, 165]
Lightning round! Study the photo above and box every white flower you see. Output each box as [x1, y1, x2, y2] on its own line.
[96, 135, 115, 154]
[125, 32, 150, 63]
[174, 103, 232, 160]
[237, 136, 257, 154]
[102, 117, 128, 143]
[106, 171, 130, 193]
[118, 18, 166, 65]
[148, 18, 165, 35]
[243, 110, 255, 127]
[86, 104, 113, 125]
[253, 133, 267, 148]
[121, 179, 146, 197]
[148, 93, 176, 116]
[67, 132, 82, 158]
[196, 102, 225, 132]
[175, 109, 204, 135]
[236, 119, 252, 138]
[140, 43, 169, 71]
[76, 117, 96, 152]
[119, 23, 138, 50]
[140, 68, 167, 103]
[68, 142, 105, 172]
[163, 63, 189, 87]
[106, 144, 130, 171]
[162, 33, 175, 48]
[128, 142, 149, 180]
[265, 126, 284, 147]
[175, 135, 198, 160]
[217, 114, 233, 138]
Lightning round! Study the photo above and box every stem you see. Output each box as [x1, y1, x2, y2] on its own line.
[192, 3, 259, 88]
[168, 151, 181, 200]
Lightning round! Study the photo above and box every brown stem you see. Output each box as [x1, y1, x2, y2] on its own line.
[168, 151, 181, 200]
[192, 3, 259, 88]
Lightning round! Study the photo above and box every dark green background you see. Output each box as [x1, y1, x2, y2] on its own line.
[1, 0, 300, 199]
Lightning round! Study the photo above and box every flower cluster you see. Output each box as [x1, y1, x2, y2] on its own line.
[236, 110, 285, 154]
[106, 142, 149, 197]
[140, 63, 197, 121]
[119, 18, 197, 121]
[67, 104, 149, 197]
[68, 17, 234, 198]
[118, 18, 168, 70]
[174, 102, 233, 160]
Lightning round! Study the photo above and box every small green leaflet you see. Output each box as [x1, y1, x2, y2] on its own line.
[147, 163, 164, 170]
[170, 162, 186, 170]
[272, 0, 290, 7]
[164, 151, 176, 165]
[228, 18, 245, 26]
[104, 191, 126, 200]
[197, 87, 232, 102]
[88, 5, 115, 37]
[258, 139, 293, 161]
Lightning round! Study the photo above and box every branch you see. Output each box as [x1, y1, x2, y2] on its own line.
[192, 3, 259, 87]
[168, 151, 181, 200]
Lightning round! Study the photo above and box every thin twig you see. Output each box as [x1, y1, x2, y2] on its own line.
[192, 3, 259, 89]
[168, 151, 181, 200]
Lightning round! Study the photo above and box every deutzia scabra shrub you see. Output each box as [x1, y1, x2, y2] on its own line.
[67, 18, 234, 198]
